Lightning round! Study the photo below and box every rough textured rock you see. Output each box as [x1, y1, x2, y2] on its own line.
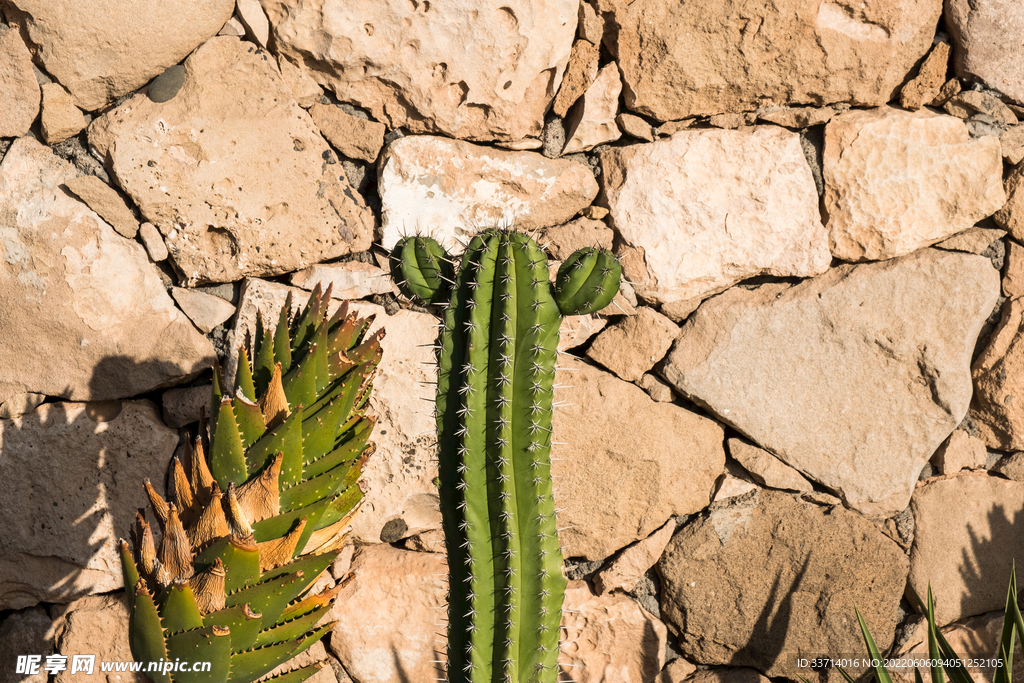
[945, 91, 1018, 126]
[932, 429, 988, 474]
[712, 471, 760, 503]
[139, 222, 168, 261]
[309, 103, 386, 163]
[1004, 240, 1024, 298]
[995, 164, 1024, 241]
[52, 594, 141, 683]
[88, 37, 373, 285]
[290, 261, 396, 300]
[0, 393, 46, 420]
[933, 78, 962, 107]
[171, 287, 236, 333]
[1, 0, 234, 111]
[577, 1, 604, 43]
[934, 227, 1006, 255]
[560, 581, 667, 683]
[553, 39, 600, 118]
[617, 113, 654, 141]
[993, 452, 1024, 482]
[1002, 126, 1024, 166]
[757, 106, 835, 128]
[639, 374, 674, 402]
[0, 607, 53, 683]
[0, 401, 176, 610]
[40, 83, 86, 145]
[586, 307, 679, 382]
[0, 138, 214, 406]
[379, 136, 598, 251]
[652, 658, 698, 683]
[276, 55, 323, 108]
[971, 298, 1024, 450]
[552, 359, 725, 560]
[63, 175, 139, 239]
[909, 473, 1024, 626]
[728, 439, 813, 492]
[537, 217, 614, 261]
[602, 0, 941, 120]
[659, 489, 909, 676]
[235, 0, 269, 47]
[563, 63, 622, 154]
[161, 384, 210, 428]
[263, 0, 578, 143]
[900, 41, 951, 111]
[593, 520, 676, 595]
[230, 279, 438, 544]
[0, 27, 39, 137]
[679, 670, 770, 683]
[662, 249, 999, 516]
[945, 0, 1024, 106]
[824, 107, 1005, 262]
[600, 127, 830, 305]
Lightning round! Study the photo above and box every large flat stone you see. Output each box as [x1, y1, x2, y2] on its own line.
[662, 249, 999, 516]
[88, 37, 373, 285]
[945, 0, 1024, 106]
[0, 138, 213, 407]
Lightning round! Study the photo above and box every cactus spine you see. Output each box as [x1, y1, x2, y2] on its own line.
[390, 229, 621, 683]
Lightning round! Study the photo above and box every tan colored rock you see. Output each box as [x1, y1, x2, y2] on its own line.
[684, 670, 771, 683]
[663, 249, 999, 517]
[230, 279, 439, 544]
[993, 451, 1024, 482]
[1004, 240, 1024, 298]
[379, 136, 598, 252]
[52, 594, 142, 683]
[40, 83, 86, 145]
[553, 359, 725, 560]
[161, 383, 210, 428]
[639, 373, 674, 402]
[900, 41, 951, 110]
[235, 0, 269, 47]
[712, 471, 759, 503]
[601, 127, 829, 305]
[910, 472, 1024, 625]
[309, 103, 386, 163]
[581, 205, 608, 220]
[553, 39, 600, 118]
[945, 0, 1024, 106]
[63, 175, 139, 239]
[88, 37, 373, 285]
[563, 63, 621, 154]
[290, 261, 396, 300]
[1002, 126, 1024, 166]
[559, 313, 608, 351]
[586, 307, 678, 382]
[139, 222, 168, 261]
[263, 0, 577, 144]
[538, 217, 614, 261]
[0, 138, 214, 406]
[171, 287, 236, 333]
[709, 112, 756, 129]
[617, 113, 654, 141]
[402, 528, 445, 552]
[3, 0, 233, 111]
[0, 401, 175, 609]
[578, 1, 604, 44]
[0, 392, 46, 420]
[934, 227, 1006, 254]
[0, 607, 53, 683]
[605, 0, 940, 121]
[652, 658, 698, 683]
[995, 163, 1024, 241]
[277, 55, 323, 108]
[219, 16, 247, 37]
[971, 298, 1024, 450]
[560, 581, 667, 683]
[894, 611, 1024, 683]
[594, 520, 676, 595]
[656, 119, 694, 136]
[0, 27, 39, 137]
[728, 438, 813, 492]
[932, 429, 988, 474]
[824, 107, 1004, 262]
[931, 78, 962, 107]
[945, 91, 1018, 126]
[659, 489, 909, 676]
[757, 106, 835, 128]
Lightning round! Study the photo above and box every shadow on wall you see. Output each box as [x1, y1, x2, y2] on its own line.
[730, 556, 811, 675]
[959, 502, 1024, 620]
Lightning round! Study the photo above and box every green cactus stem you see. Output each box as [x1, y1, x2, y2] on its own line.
[390, 228, 621, 683]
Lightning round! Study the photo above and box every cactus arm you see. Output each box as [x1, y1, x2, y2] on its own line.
[553, 247, 622, 316]
[390, 236, 454, 304]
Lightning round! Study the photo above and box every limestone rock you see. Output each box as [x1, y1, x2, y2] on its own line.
[934, 227, 1006, 255]
[971, 298, 1024, 450]
[639, 374, 674, 402]
[88, 37, 373, 285]
[992, 452, 1024, 482]
[0, 27, 39, 137]
[2, 0, 233, 111]
[52, 594, 140, 683]
[0, 607, 52, 683]
[231, 279, 439, 544]
[680, 670, 771, 683]
[161, 384, 210, 428]
[219, 15, 246, 37]
[171, 287, 236, 333]
[600, 127, 829, 305]
[932, 78, 962, 107]
[553, 39, 600, 118]
[1004, 240, 1024, 298]
[263, 0, 578, 143]
[1002, 126, 1024, 166]
[932, 429, 988, 474]
[995, 163, 1024, 241]
[757, 106, 835, 128]
[586, 307, 679, 382]
[909, 472, 1024, 625]
[945, 0, 1024, 106]
[0, 393, 45, 420]
[563, 63, 622, 154]
[652, 659, 698, 683]
[593, 520, 676, 595]
[603, 0, 940, 120]
[945, 91, 1018, 126]
[900, 41, 951, 111]
[577, 1, 604, 44]
[379, 136, 598, 252]
[560, 581, 667, 683]
[617, 113, 654, 141]
[558, 313, 608, 351]
[656, 119, 694, 137]
[658, 489, 909, 676]
[277, 55, 323, 108]
[552, 359, 725, 560]
[0, 138, 214, 406]
[537, 217, 614, 261]
[290, 261, 397, 300]
[235, 0, 269, 47]
[40, 83, 86, 145]
[709, 112, 757, 129]
[309, 103, 386, 163]
[728, 439, 813, 492]
[824, 107, 1005, 262]
[662, 249, 999, 516]
[712, 471, 759, 503]
[139, 222, 168, 261]
[63, 175, 139, 239]
[0, 401, 176, 609]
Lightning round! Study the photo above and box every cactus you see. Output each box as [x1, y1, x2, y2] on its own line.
[390, 229, 622, 683]
[120, 285, 383, 683]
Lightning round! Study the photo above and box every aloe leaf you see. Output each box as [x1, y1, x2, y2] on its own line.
[855, 607, 894, 683]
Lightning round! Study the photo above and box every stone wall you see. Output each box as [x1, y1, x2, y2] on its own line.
[1, 0, 1023, 681]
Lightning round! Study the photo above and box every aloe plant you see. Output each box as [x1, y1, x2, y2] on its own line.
[390, 229, 621, 683]
[120, 284, 383, 683]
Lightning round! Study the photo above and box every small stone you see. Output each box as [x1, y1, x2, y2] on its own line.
[653, 658, 698, 683]
[138, 222, 169, 261]
[1002, 126, 1024, 165]
[563, 63, 622, 154]
[930, 78, 962, 107]
[934, 227, 1006, 254]
[290, 261, 396, 300]
[708, 112, 756, 129]
[537, 217, 614, 261]
[971, 298, 1024, 449]
[659, 297, 703, 322]
[617, 113, 654, 141]
[945, 91, 1018, 126]
[552, 39, 600, 118]
[0, 607, 53, 683]
[0, 27, 40, 137]
[235, 0, 269, 47]
[639, 373, 674, 402]
[558, 313, 608, 351]
[162, 384, 211, 428]
[40, 83, 87, 145]
[219, 16, 247, 36]
[581, 205, 608, 219]
[276, 55, 323, 108]
[171, 287, 237, 333]
[712, 472, 759, 503]
[401, 528, 445, 552]
[992, 452, 1024, 482]
[147, 64, 186, 103]
[594, 520, 676, 595]
[51, 595, 141, 683]
[1003, 240, 1024, 298]
[656, 119, 695, 137]
[586, 307, 679, 382]
[309, 103, 386, 163]
[64, 175, 140, 239]
[728, 438, 813, 492]
[932, 429, 988, 474]
[995, 163, 1024, 241]
[900, 41, 951, 111]
[757, 106, 835, 128]
[577, 0, 604, 44]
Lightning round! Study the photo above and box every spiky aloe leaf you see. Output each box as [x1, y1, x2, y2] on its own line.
[121, 285, 382, 683]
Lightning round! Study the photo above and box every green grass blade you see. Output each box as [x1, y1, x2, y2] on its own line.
[856, 607, 894, 683]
